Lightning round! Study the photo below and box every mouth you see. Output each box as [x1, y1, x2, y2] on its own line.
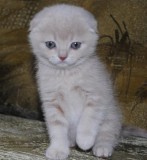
[57, 62, 68, 67]
[53, 60, 77, 68]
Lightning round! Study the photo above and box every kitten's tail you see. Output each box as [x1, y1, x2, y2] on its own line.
[121, 125, 147, 138]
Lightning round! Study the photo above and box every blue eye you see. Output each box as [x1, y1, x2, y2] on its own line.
[71, 42, 81, 49]
[45, 41, 56, 49]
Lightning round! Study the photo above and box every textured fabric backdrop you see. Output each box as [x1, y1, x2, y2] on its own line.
[0, 0, 146, 129]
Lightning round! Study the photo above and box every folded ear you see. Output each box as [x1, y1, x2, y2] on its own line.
[29, 18, 38, 32]
[29, 7, 49, 32]
[85, 12, 98, 34]
[89, 21, 98, 34]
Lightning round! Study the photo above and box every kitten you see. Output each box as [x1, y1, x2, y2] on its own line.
[28, 4, 144, 160]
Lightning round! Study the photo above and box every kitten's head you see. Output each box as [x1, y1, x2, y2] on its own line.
[29, 4, 99, 68]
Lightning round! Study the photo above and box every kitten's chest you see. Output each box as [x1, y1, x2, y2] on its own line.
[46, 69, 83, 91]
[49, 70, 85, 119]
[39, 66, 91, 122]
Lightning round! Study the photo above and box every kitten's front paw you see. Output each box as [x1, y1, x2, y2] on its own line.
[92, 145, 113, 158]
[76, 133, 95, 150]
[46, 145, 69, 160]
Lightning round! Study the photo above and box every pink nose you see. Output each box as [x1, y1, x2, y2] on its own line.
[59, 56, 67, 61]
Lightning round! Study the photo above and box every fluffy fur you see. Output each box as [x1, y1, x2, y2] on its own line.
[29, 4, 123, 160]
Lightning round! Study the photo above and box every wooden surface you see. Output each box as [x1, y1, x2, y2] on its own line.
[0, 114, 147, 160]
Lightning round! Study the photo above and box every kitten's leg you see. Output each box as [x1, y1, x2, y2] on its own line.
[93, 112, 121, 158]
[68, 124, 76, 147]
[43, 103, 69, 160]
[76, 96, 104, 150]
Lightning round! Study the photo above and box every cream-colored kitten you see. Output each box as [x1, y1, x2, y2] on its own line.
[29, 4, 122, 160]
